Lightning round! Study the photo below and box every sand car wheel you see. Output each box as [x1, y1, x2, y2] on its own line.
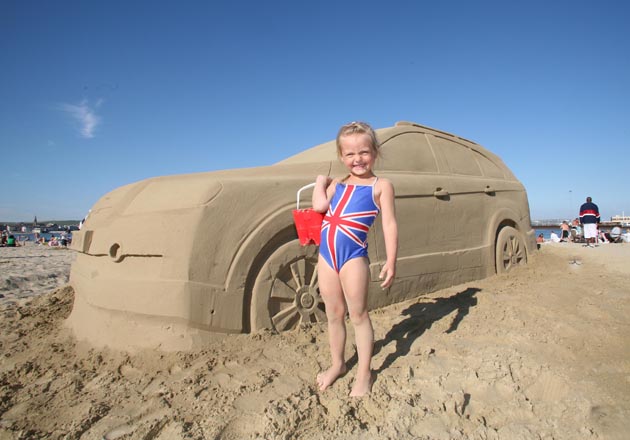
[250, 239, 326, 332]
[495, 226, 527, 274]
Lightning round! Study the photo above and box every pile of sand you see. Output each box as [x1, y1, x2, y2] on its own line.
[0, 243, 629, 439]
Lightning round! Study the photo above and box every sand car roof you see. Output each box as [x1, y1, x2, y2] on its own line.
[278, 121, 515, 180]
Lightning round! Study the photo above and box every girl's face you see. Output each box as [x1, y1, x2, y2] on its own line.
[339, 133, 376, 179]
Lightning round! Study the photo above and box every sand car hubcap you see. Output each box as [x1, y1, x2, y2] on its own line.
[250, 239, 326, 332]
[496, 226, 527, 274]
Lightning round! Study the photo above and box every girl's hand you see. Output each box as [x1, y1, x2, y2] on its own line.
[312, 175, 333, 213]
[315, 174, 332, 188]
[379, 262, 395, 289]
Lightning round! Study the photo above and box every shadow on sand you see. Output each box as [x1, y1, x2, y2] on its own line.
[346, 287, 480, 376]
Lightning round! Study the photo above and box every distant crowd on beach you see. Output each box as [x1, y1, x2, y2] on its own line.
[1, 231, 71, 248]
[538, 197, 630, 246]
[0, 232, 21, 247]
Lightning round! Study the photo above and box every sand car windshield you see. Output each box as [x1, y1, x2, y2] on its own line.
[276, 139, 337, 165]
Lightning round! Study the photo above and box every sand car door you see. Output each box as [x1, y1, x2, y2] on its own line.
[426, 135, 491, 254]
[369, 132, 451, 308]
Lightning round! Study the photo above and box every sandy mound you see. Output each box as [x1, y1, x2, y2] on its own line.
[0, 243, 629, 439]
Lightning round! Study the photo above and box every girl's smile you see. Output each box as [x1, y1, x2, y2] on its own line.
[339, 133, 376, 180]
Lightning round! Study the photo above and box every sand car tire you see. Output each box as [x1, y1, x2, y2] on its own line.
[495, 226, 527, 274]
[249, 238, 326, 332]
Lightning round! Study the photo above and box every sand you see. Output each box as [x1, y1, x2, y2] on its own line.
[0, 242, 629, 439]
[0, 244, 75, 306]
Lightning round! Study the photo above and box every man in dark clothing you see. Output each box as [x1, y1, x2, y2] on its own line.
[579, 196, 600, 247]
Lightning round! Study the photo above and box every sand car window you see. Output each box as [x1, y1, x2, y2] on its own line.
[474, 151, 505, 179]
[377, 133, 438, 173]
[430, 136, 482, 176]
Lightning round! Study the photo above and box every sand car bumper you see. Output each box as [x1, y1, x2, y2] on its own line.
[69, 253, 245, 335]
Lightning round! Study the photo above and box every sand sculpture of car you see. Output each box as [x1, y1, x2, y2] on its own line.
[68, 121, 536, 350]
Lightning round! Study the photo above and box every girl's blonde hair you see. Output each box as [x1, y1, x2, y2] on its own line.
[336, 121, 380, 158]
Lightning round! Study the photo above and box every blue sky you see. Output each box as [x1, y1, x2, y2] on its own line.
[2, 0, 629, 223]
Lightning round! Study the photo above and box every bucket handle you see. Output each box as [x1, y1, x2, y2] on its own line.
[296, 182, 317, 209]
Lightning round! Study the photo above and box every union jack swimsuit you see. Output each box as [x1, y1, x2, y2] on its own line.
[319, 178, 380, 272]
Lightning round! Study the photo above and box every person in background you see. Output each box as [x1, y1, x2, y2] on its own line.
[549, 231, 561, 243]
[560, 221, 570, 242]
[6, 235, 19, 247]
[579, 196, 600, 248]
[570, 218, 582, 241]
[536, 233, 544, 244]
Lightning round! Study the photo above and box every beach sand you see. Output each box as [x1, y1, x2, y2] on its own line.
[0, 244, 75, 306]
[0, 242, 629, 439]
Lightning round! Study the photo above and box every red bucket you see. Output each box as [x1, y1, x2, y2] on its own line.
[292, 183, 324, 246]
[293, 208, 324, 245]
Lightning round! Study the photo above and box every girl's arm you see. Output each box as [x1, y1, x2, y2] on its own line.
[312, 175, 334, 213]
[377, 179, 398, 289]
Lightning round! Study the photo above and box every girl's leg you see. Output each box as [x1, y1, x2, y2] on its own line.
[316, 256, 348, 391]
[339, 257, 373, 397]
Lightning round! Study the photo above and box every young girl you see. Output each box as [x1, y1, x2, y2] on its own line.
[312, 121, 398, 397]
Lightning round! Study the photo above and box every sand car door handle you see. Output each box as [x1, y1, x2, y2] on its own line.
[484, 186, 496, 194]
[433, 188, 449, 197]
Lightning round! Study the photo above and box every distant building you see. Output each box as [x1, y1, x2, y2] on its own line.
[611, 214, 630, 226]
[531, 218, 567, 226]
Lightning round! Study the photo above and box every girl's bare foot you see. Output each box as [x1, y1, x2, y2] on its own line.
[316, 364, 347, 391]
[349, 371, 373, 397]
